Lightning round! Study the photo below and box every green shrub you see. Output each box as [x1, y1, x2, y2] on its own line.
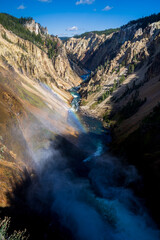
[17, 40, 28, 52]
[116, 66, 120, 73]
[121, 60, 126, 67]
[81, 100, 88, 106]
[74, 28, 120, 38]
[0, 146, 4, 153]
[0, 13, 43, 46]
[98, 91, 110, 103]
[90, 102, 98, 109]
[113, 79, 118, 90]
[94, 85, 102, 93]
[103, 112, 110, 123]
[1, 32, 12, 43]
[119, 74, 125, 84]
[0, 13, 58, 59]
[128, 64, 135, 74]
[45, 37, 58, 59]
[111, 68, 115, 74]
[19, 17, 33, 25]
[110, 87, 114, 94]
[123, 12, 160, 30]
[0, 217, 29, 240]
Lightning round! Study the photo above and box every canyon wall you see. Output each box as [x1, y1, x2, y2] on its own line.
[0, 20, 81, 206]
[65, 15, 160, 223]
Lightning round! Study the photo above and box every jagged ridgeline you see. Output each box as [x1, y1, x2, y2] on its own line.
[0, 13, 58, 59]
[71, 12, 160, 42]
[74, 12, 160, 39]
[74, 28, 120, 38]
[123, 12, 160, 29]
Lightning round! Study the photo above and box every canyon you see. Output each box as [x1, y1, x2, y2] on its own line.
[0, 12, 160, 239]
[65, 14, 160, 227]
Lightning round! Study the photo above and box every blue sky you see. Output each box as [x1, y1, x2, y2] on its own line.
[1, 0, 160, 36]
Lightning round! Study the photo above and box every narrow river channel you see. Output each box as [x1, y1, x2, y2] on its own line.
[62, 73, 160, 240]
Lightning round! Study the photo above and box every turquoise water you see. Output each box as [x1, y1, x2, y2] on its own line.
[70, 72, 90, 112]
[64, 74, 160, 240]
[69, 73, 110, 158]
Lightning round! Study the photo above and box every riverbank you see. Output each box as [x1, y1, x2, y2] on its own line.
[80, 101, 160, 228]
[74, 72, 160, 229]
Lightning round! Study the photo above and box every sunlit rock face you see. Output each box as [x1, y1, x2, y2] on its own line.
[64, 33, 108, 71]
[0, 24, 81, 93]
[70, 21, 160, 138]
[0, 23, 82, 206]
[65, 21, 160, 71]
[24, 19, 48, 36]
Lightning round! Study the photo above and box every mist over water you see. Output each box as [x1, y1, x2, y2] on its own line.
[28, 133, 160, 240]
[25, 106, 159, 240]
[19, 76, 160, 239]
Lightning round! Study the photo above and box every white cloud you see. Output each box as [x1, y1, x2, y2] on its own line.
[17, 4, 26, 10]
[76, 0, 95, 5]
[102, 5, 113, 11]
[67, 26, 79, 31]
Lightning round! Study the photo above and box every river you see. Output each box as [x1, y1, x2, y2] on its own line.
[63, 73, 160, 240]
[15, 74, 160, 240]
[69, 73, 111, 161]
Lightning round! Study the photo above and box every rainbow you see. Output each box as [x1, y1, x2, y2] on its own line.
[39, 81, 87, 133]
[67, 109, 88, 133]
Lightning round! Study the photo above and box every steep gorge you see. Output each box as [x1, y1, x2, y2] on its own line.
[0, 12, 160, 240]
[65, 13, 160, 226]
[65, 15, 160, 138]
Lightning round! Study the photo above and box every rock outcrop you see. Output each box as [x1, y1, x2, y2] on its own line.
[24, 19, 48, 35]
[64, 33, 108, 71]
[0, 24, 81, 96]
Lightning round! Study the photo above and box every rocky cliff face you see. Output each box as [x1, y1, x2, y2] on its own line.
[0, 23, 81, 206]
[66, 18, 160, 224]
[0, 24, 81, 94]
[64, 33, 108, 71]
[24, 19, 48, 35]
[78, 21, 160, 139]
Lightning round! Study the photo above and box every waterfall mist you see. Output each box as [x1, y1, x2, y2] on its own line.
[4, 83, 159, 239]
[22, 133, 160, 240]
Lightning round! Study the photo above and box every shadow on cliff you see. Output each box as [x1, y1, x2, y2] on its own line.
[0, 128, 110, 240]
[1, 124, 160, 239]
[106, 51, 160, 227]
[0, 133, 88, 239]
